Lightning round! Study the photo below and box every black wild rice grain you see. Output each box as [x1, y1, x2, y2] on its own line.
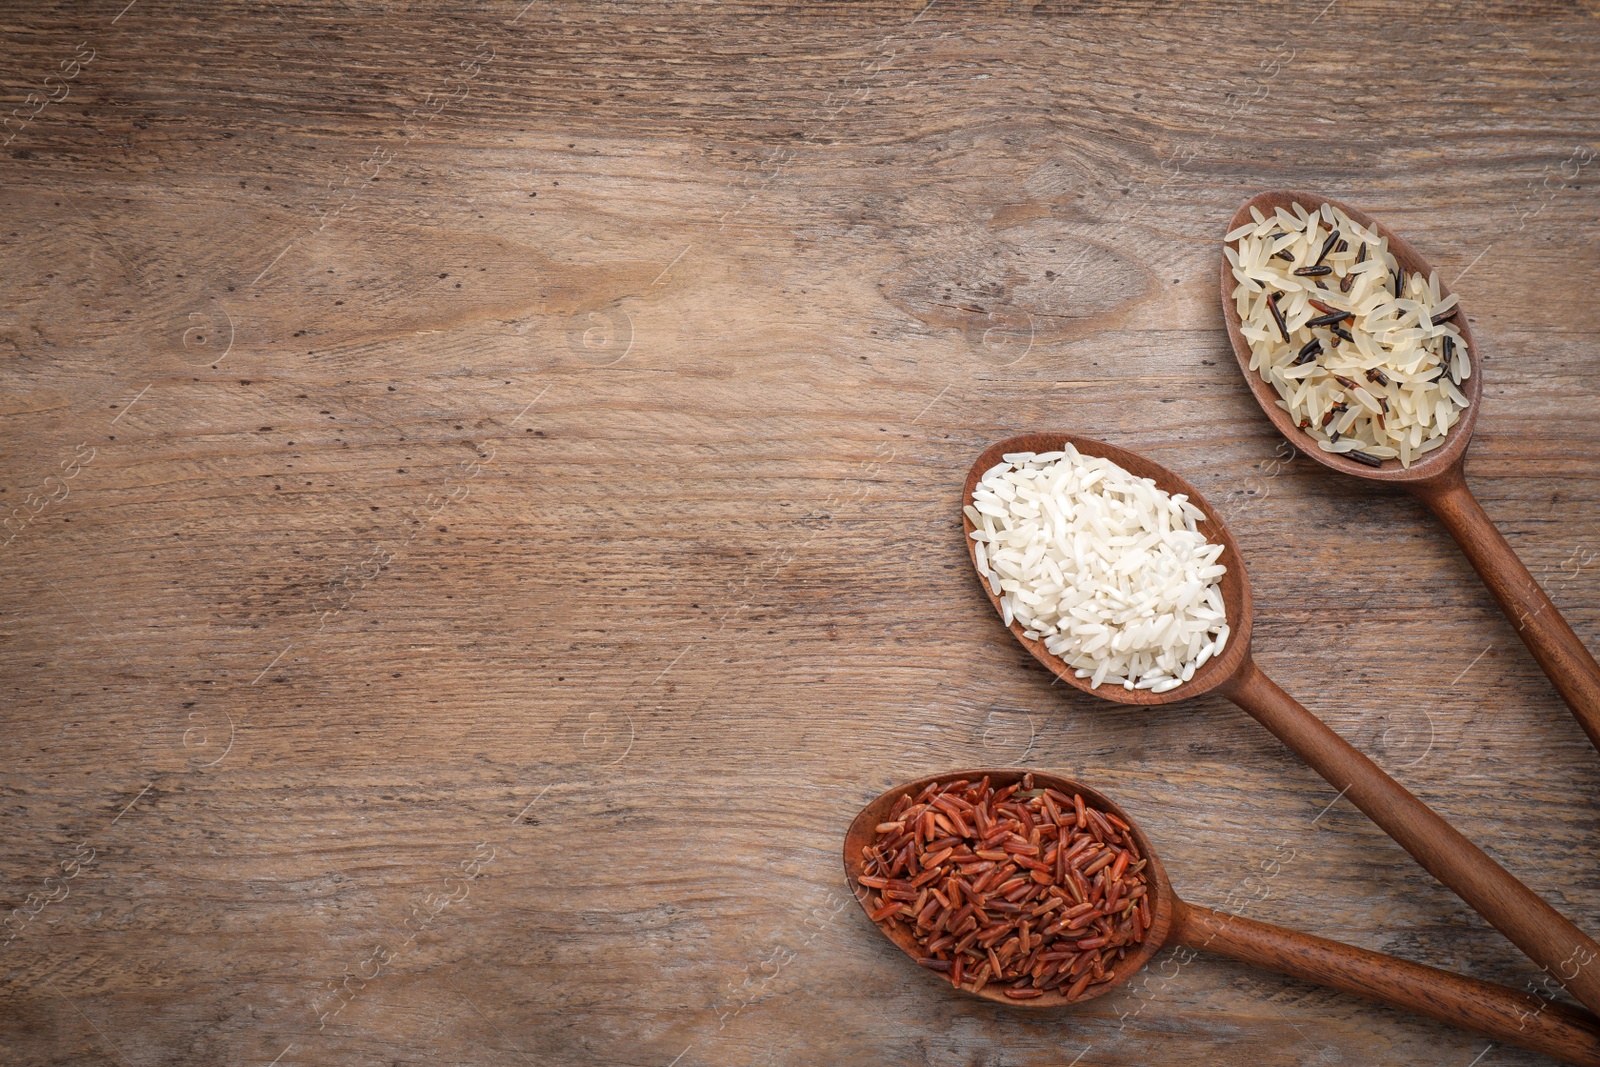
[1315, 230, 1340, 265]
[1294, 338, 1321, 364]
[1293, 265, 1333, 277]
[1331, 325, 1355, 343]
[1268, 292, 1290, 342]
[1346, 450, 1384, 468]
[1307, 310, 1352, 328]
[1435, 336, 1459, 383]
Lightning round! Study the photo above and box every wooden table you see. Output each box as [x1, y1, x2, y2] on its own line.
[3, 2, 1598, 1064]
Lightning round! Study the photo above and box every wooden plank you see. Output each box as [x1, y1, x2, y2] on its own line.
[2, 2, 1598, 1064]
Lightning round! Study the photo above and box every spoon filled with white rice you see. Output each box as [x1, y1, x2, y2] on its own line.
[964, 443, 1229, 694]
[960, 431, 1600, 1015]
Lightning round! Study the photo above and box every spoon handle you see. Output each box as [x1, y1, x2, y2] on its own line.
[1409, 462, 1600, 754]
[1222, 658, 1600, 1016]
[1170, 898, 1600, 1066]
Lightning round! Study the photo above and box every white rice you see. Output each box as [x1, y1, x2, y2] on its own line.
[964, 445, 1229, 693]
[1226, 200, 1470, 468]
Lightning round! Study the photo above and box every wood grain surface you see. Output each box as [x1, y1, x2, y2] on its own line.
[2, 2, 1598, 1065]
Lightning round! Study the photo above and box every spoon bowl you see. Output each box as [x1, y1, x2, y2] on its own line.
[962, 433, 1253, 705]
[1219, 190, 1483, 482]
[1219, 190, 1600, 755]
[842, 768, 1174, 1007]
[960, 432, 1600, 1015]
[844, 770, 1600, 1066]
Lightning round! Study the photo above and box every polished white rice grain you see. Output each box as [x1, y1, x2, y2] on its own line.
[963, 445, 1229, 692]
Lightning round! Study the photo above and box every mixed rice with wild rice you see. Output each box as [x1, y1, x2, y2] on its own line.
[1226, 200, 1470, 468]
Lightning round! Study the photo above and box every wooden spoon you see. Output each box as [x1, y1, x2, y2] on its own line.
[961, 432, 1600, 1016]
[1219, 190, 1600, 755]
[845, 769, 1600, 1066]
